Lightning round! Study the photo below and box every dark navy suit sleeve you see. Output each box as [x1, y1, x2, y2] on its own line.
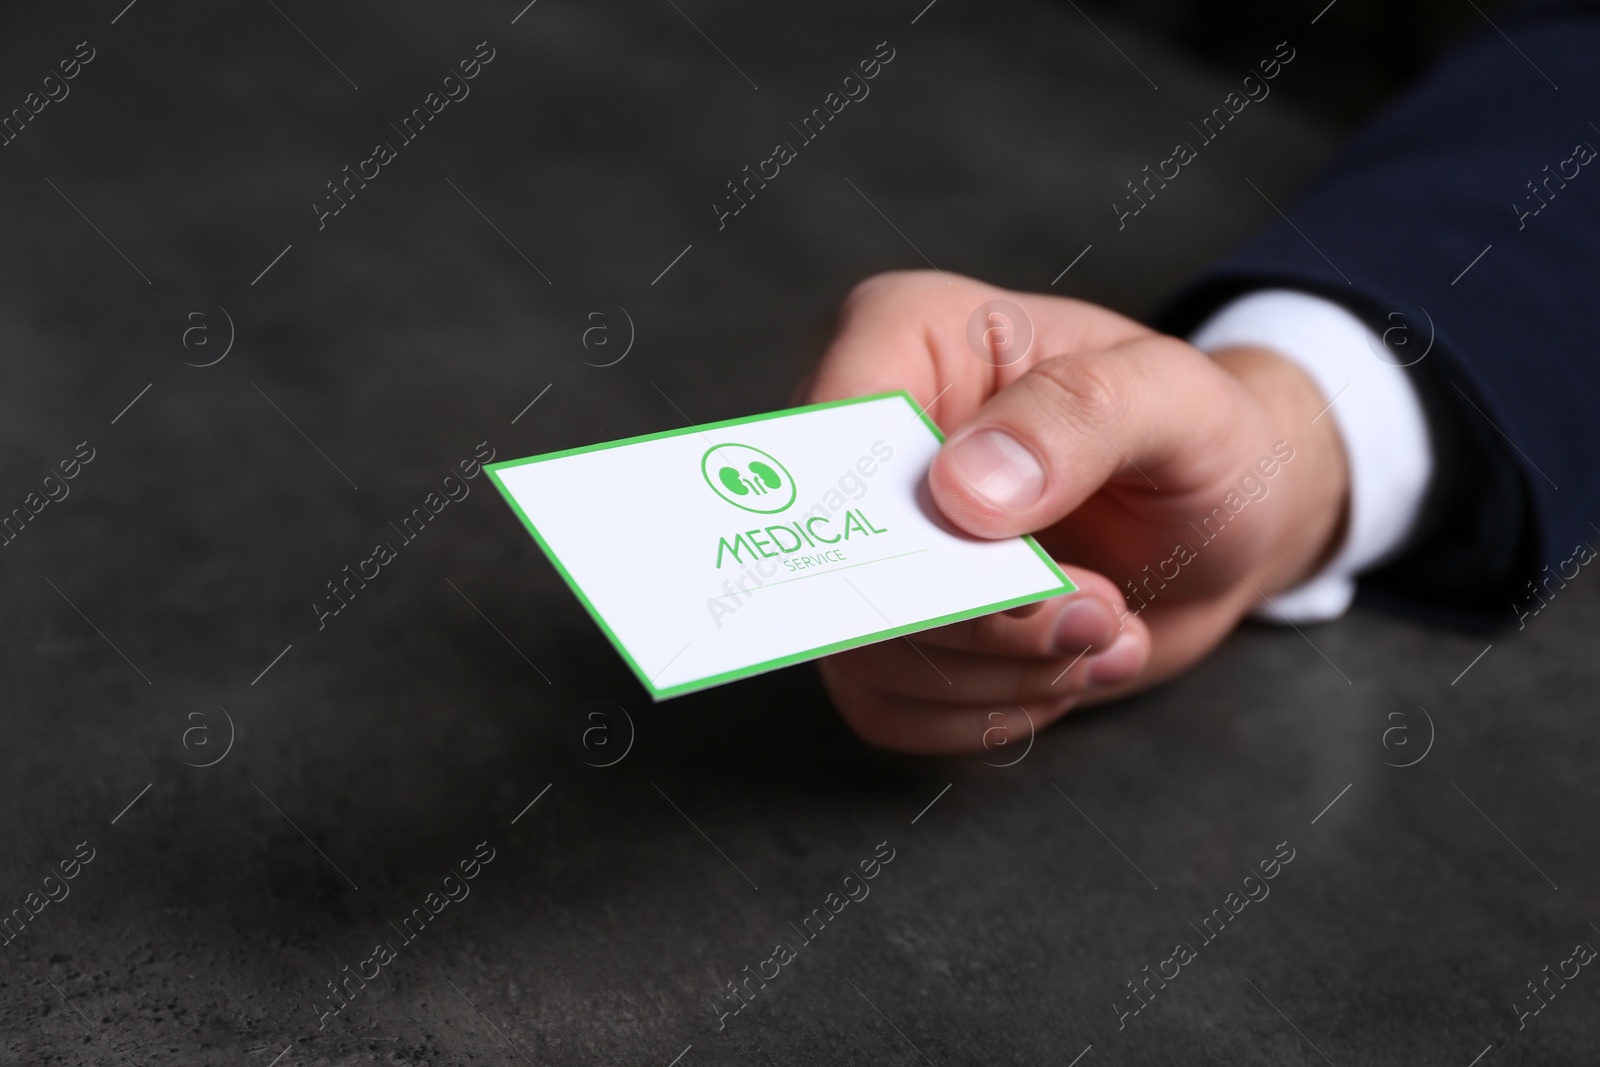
[1155, 0, 1600, 628]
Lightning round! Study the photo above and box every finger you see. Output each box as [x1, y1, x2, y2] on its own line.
[803, 271, 1155, 431]
[804, 271, 990, 409]
[832, 592, 1151, 702]
[819, 669, 1078, 755]
[915, 566, 1130, 658]
[818, 569, 1154, 716]
[824, 642, 1097, 706]
[1078, 583, 1258, 706]
[928, 335, 1245, 538]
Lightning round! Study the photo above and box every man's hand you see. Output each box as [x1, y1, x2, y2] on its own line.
[802, 271, 1350, 754]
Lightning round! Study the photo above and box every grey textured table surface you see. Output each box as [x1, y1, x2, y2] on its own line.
[3, 1, 1597, 1064]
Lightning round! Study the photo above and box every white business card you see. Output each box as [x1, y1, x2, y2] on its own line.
[485, 391, 1074, 699]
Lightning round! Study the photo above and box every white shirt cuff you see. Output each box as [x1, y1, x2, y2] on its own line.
[1188, 289, 1434, 622]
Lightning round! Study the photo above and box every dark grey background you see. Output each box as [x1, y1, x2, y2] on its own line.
[3, 0, 1595, 1064]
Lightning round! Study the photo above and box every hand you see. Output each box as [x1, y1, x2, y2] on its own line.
[801, 271, 1349, 754]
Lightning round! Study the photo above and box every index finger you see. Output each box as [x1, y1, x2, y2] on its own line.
[803, 270, 1155, 434]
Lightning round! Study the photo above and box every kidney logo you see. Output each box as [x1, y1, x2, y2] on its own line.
[701, 443, 796, 514]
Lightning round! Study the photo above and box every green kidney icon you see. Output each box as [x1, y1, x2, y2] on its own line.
[702, 444, 796, 514]
[718, 460, 782, 496]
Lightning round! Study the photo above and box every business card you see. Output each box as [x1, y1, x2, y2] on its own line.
[485, 391, 1075, 699]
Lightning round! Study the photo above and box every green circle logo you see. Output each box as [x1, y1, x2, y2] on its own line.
[701, 443, 796, 514]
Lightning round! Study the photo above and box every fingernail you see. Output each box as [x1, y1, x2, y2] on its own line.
[946, 429, 1044, 511]
[1087, 632, 1142, 687]
[1052, 597, 1114, 655]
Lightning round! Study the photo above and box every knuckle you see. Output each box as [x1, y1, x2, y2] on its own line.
[1031, 353, 1128, 429]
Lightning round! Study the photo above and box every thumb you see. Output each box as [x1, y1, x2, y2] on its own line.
[927, 335, 1239, 538]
